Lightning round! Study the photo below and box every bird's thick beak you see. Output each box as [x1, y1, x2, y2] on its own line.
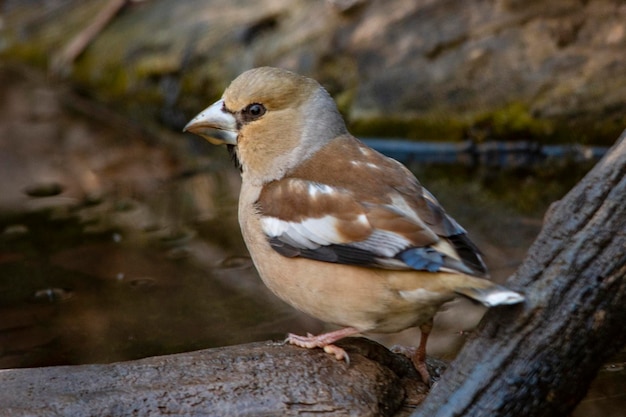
[183, 99, 237, 146]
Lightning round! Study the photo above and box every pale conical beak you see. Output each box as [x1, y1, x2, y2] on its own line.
[183, 99, 237, 146]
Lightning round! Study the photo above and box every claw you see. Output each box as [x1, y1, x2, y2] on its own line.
[323, 344, 350, 365]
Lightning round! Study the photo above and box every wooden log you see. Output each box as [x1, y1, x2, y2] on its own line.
[0, 338, 438, 417]
[413, 130, 626, 417]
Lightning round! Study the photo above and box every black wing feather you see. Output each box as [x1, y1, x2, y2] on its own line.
[269, 237, 378, 266]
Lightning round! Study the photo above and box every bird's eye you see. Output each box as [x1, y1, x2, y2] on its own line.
[244, 103, 266, 120]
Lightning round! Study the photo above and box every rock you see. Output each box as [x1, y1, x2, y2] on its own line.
[23, 182, 64, 198]
[1, 0, 624, 143]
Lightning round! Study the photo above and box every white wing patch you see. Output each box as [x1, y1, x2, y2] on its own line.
[259, 216, 288, 237]
[261, 216, 318, 249]
[260, 214, 363, 249]
[299, 216, 347, 245]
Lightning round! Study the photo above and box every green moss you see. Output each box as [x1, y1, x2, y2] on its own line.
[179, 64, 226, 105]
[347, 101, 622, 145]
[72, 50, 168, 122]
[1, 0, 105, 66]
[2, 44, 49, 69]
[471, 102, 554, 142]
[546, 114, 626, 146]
[74, 61, 129, 100]
[348, 103, 560, 143]
[349, 115, 467, 141]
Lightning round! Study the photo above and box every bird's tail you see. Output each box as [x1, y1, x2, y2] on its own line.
[455, 281, 524, 307]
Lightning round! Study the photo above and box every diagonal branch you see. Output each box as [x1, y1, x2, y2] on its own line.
[413, 130, 626, 417]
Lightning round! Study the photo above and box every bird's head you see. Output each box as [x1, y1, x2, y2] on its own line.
[184, 67, 347, 183]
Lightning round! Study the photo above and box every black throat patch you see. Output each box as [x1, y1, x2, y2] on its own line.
[227, 144, 242, 172]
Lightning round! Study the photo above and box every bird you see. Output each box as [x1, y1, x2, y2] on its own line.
[183, 67, 524, 383]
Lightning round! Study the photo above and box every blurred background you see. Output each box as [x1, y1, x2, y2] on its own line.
[0, 1, 624, 415]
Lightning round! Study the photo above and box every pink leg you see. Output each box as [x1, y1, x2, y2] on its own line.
[285, 327, 361, 364]
[412, 320, 433, 385]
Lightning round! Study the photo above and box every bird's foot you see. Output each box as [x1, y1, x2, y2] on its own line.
[285, 327, 360, 364]
[285, 334, 350, 363]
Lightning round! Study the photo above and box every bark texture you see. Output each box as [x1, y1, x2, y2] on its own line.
[413, 130, 626, 417]
[0, 338, 437, 417]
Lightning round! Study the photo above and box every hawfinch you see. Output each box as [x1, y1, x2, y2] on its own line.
[184, 67, 524, 382]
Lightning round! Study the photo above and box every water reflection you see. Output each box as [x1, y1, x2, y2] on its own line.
[0, 65, 316, 369]
[0, 203, 315, 368]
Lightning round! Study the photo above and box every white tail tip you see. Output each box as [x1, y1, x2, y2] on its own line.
[456, 285, 525, 307]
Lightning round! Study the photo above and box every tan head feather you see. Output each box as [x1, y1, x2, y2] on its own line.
[221, 67, 347, 184]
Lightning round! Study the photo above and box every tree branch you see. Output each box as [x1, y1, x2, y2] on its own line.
[0, 338, 433, 417]
[413, 130, 626, 417]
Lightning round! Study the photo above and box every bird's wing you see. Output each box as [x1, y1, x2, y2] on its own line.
[256, 139, 487, 277]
